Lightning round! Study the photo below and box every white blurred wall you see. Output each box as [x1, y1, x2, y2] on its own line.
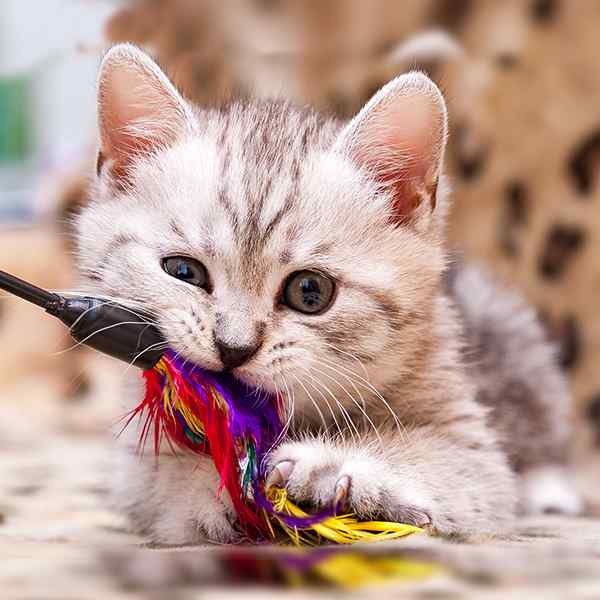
[0, 0, 116, 218]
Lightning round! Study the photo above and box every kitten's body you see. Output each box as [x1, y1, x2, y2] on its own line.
[77, 45, 580, 544]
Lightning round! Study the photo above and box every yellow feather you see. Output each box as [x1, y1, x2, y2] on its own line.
[312, 554, 440, 589]
[267, 487, 423, 545]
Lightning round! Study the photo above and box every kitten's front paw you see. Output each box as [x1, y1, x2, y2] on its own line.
[266, 440, 431, 528]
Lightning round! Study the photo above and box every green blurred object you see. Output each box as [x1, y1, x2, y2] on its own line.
[0, 74, 32, 163]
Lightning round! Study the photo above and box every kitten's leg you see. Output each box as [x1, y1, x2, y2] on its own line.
[112, 448, 238, 545]
[267, 428, 517, 536]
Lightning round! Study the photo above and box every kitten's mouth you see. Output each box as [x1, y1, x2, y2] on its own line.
[175, 351, 267, 392]
[168, 339, 275, 394]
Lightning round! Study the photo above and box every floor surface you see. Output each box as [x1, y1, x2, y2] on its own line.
[2, 383, 599, 600]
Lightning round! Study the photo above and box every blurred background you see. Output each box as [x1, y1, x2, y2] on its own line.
[2, 0, 600, 595]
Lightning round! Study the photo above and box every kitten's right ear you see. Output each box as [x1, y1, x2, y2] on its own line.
[97, 44, 193, 184]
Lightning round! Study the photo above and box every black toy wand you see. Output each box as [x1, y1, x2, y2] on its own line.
[0, 269, 165, 369]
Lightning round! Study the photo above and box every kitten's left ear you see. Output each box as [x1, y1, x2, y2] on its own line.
[97, 43, 194, 183]
[335, 72, 447, 227]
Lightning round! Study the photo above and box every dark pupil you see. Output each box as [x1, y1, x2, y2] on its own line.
[299, 277, 321, 307]
[176, 261, 193, 279]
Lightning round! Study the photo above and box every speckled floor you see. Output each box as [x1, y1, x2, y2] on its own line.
[2, 377, 600, 600]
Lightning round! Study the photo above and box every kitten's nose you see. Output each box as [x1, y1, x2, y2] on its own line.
[215, 339, 260, 370]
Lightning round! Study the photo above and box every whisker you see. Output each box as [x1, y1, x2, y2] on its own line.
[280, 372, 295, 433]
[302, 371, 359, 441]
[56, 289, 153, 318]
[298, 367, 344, 440]
[321, 341, 370, 380]
[70, 299, 143, 333]
[121, 340, 172, 376]
[319, 355, 405, 440]
[51, 320, 160, 357]
[286, 371, 297, 438]
[289, 371, 328, 435]
[310, 363, 383, 448]
[262, 372, 295, 470]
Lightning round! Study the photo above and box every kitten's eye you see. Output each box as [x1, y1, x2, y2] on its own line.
[282, 270, 335, 314]
[162, 256, 209, 289]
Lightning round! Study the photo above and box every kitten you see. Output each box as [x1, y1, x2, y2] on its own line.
[76, 44, 581, 544]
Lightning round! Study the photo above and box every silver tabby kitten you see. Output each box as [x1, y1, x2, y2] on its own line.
[76, 44, 581, 544]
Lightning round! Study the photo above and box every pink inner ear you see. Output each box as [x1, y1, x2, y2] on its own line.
[352, 87, 445, 222]
[98, 56, 187, 182]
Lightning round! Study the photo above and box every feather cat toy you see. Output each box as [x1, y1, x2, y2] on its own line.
[0, 269, 420, 544]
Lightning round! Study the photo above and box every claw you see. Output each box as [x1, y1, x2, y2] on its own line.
[333, 475, 351, 513]
[266, 460, 294, 490]
[414, 511, 432, 528]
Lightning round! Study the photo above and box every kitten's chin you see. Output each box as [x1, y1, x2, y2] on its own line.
[231, 367, 278, 395]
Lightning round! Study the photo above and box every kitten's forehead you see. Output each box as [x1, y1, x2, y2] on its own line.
[140, 99, 387, 290]
[208, 99, 338, 242]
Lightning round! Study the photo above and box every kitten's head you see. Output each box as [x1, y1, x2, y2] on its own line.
[77, 44, 448, 422]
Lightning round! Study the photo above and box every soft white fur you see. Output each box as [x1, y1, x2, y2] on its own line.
[76, 45, 580, 544]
